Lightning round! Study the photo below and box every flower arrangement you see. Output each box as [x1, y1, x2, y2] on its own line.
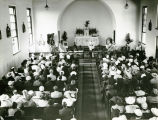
[89, 28, 97, 36]
[75, 28, 84, 35]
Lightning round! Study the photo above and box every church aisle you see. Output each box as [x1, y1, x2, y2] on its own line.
[78, 59, 108, 120]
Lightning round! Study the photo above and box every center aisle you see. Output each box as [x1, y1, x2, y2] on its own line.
[77, 59, 108, 120]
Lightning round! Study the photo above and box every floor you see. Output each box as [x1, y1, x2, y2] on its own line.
[77, 58, 108, 120]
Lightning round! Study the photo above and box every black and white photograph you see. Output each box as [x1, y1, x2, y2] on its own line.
[0, 0, 158, 120]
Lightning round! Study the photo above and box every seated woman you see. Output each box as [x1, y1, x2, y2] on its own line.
[147, 88, 158, 107]
[150, 72, 158, 89]
[0, 94, 12, 107]
[8, 102, 18, 117]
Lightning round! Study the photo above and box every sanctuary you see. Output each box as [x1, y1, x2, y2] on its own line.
[75, 21, 99, 47]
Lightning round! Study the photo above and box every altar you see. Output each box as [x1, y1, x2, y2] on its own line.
[75, 20, 99, 46]
[75, 36, 99, 46]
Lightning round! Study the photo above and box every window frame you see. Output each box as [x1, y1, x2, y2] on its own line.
[26, 8, 33, 45]
[9, 6, 20, 55]
[141, 6, 148, 43]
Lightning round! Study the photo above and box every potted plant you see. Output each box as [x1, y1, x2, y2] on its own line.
[62, 31, 68, 41]
[76, 28, 84, 36]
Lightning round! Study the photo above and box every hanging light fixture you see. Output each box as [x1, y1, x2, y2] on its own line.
[45, 0, 49, 8]
[125, 0, 129, 9]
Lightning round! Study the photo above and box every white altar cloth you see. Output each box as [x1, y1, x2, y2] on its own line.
[75, 36, 99, 46]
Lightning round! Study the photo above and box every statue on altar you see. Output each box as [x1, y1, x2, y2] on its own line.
[84, 20, 90, 36]
[75, 20, 98, 37]
[85, 20, 90, 28]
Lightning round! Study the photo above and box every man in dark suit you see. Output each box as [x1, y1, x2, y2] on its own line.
[43, 100, 59, 120]
[59, 102, 73, 120]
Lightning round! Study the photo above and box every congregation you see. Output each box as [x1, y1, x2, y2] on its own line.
[0, 52, 79, 120]
[98, 45, 158, 120]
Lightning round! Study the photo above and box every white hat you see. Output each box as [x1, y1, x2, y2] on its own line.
[129, 59, 133, 63]
[116, 70, 121, 75]
[49, 69, 53, 73]
[112, 115, 127, 120]
[135, 90, 146, 96]
[151, 108, 158, 116]
[26, 76, 31, 81]
[70, 71, 77, 76]
[14, 76, 22, 81]
[128, 63, 131, 66]
[8, 81, 14, 86]
[71, 118, 77, 120]
[140, 65, 145, 69]
[153, 88, 158, 95]
[134, 109, 143, 117]
[6, 72, 12, 78]
[115, 61, 120, 65]
[143, 59, 148, 64]
[39, 86, 44, 92]
[136, 97, 146, 104]
[141, 102, 148, 110]
[45, 61, 51, 67]
[125, 97, 136, 105]
[149, 117, 158, 120]
[32, 65, 38, 70]
[34, 72, 39, 76]
[125, 105, 139, 113]
[119, 115, 127, 120]
[118, 57, 123, 61]
[0, 94, 10, 101]
[41, 64, 45, 69]
[122, 56, 126, 60]
[28, 90, 34, 96]
[151, 73, 158, 78]
[60, 71, 64, 75]
[141, 73, 146, 78]
[112, 117, 118, 120]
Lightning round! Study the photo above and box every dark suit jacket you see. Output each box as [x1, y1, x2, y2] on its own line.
[59, 107, 72, 120]
[44, 106, 59, 120]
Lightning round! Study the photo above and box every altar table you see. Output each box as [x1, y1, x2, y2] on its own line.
[75, 36, 99, 46]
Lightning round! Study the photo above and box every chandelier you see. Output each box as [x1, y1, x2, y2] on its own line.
[125, 0, 129, 9]
[45, 0, 49, 8]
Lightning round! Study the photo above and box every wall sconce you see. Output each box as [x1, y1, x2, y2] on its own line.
[6, 24, 11, 38]
[0, 30, 2, 40]
[45, 0, 49, 9]
[22, 22, 26, 33]
[148, 20, 152, 31]
[125, 0, 129, 9]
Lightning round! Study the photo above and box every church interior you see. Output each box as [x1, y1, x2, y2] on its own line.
[0, 0, 158, 120]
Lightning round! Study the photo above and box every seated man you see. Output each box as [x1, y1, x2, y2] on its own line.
[147, 88, 158, 105]
[59, 102, 73, 120]
[43, 100, 59, 120]
[51, 86, 63, 104]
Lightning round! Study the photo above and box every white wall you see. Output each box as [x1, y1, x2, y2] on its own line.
[33, 0, 140, 52]
[103, 0, 140, 47]
[0, 0, 33, 77]
[59, 0, 114, 46]
[139, 0, 158, 57]
[32, 0, 73, 52]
